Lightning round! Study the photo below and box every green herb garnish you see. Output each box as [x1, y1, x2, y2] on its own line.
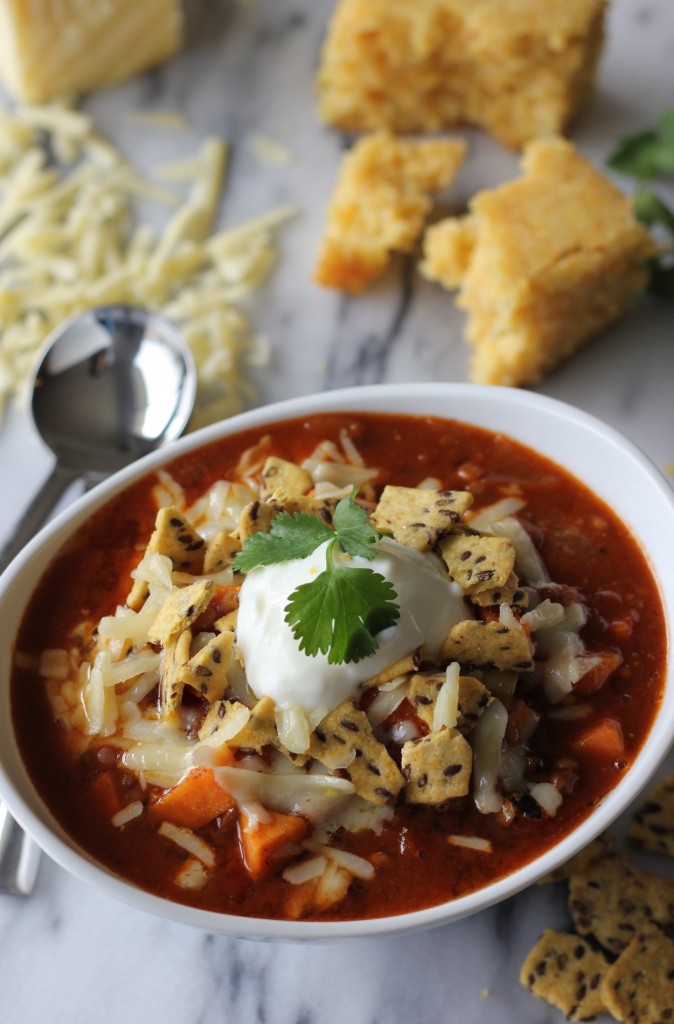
[233, 490, 400, 665]
[608, 108, 674, 297]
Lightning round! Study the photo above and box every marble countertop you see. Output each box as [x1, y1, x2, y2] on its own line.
[1, 1, 674, 1022]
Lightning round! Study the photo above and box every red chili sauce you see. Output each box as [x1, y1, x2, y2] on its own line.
[11, 412, 667, 921]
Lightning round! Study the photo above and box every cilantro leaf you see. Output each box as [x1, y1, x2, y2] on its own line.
[233, 510, 333, 572]
[332, 489, 381, 560]
[634, 188, 674, 234]
[284, 553, 400, 664]
[608, 129, 674, 180]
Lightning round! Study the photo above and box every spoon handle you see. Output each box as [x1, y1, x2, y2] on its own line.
[0, 463, 78, 575]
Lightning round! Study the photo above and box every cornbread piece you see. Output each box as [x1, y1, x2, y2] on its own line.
[317, 0, 606, 150]
[314, 131, 466, 294]
[520, 928, 608, 1021]
[601, 925, 674, 1024]
[0, 0, 183, 103]
[421, 138, 657, 387]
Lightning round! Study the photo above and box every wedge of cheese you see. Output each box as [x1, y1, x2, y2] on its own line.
[0, 0, 183, 103]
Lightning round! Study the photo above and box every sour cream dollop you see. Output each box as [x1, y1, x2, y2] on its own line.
[236, 537, 468, 713]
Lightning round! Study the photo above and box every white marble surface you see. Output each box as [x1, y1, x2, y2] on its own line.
[1, 1, 674, 1022]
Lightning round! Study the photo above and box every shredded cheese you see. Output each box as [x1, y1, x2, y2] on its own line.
[0, 99, 295, 424]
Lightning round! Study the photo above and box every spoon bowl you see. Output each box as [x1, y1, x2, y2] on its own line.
[0, 305, 196, 571]
[32, 306, 196, 477]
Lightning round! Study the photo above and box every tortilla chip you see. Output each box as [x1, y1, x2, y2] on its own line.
[520, 928, 608, 1021]
[601, 924, 674, 1024]
[440, 617, 534, 671]
[628, 771, 674, 857]
[213, 610, 238, 634]
[159, 628, 192, 717]
[148, 580, 214, 647]
[439, 533, 515, 594]
[219, 695, 277, 753]
[180, 631, 235, 702]
[203, 532, 242, 575]
[127, 506, 206, 609]
[468, 572, 528, 608]
[568, 854, 674, 955]
[309, 701, 404, 806]
[270, 491, 339, 526]
[407, 671, 491, 734]
[370, 486, 473, 551]
[364, 650, 421, 689]
[401, 728, 472, 804]
[260, 456, 313, 500]
[538, 833, 615, 884]
[237, 500, 277, 542]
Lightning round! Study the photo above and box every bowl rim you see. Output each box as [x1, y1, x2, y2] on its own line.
[1, 381, 673, 941]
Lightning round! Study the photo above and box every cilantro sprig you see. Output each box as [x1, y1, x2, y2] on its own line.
[608, 108, 674, 298]
[233, 490, 400, 665]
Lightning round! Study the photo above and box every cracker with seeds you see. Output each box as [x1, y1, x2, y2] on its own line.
[602, 925, 674, 1019]
[365, 650, 421, 688]
[371, 486, 473, 551]
[440, 617, 534, 671]
[401, 728, 472, 804]
[212, 696, 306, 765]
[469, 573, 528, 608]
[568, 854, 674, 955]
[439, 533, 515, 594]
[260, 456, 313, 500]
[180, 631, 235, 702]
[159, 628, 192, 717]
[213, 610, 238, 635]
[203, 532, 242, 575]
[237, 500, 277, 542]
[309, 700, 404, 806]
[628, 771, 674, 858]
[127, 506, 206, 608]
[601, 924, 674, 1024]
[269, 492, 339, 526]
[538, 833, 615, 885]
[520, 928, 608, 1021]
[407, 671, 491, 734]
[148, 580, 214, 647]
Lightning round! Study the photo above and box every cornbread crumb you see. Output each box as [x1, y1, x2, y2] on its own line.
[421, 138, 656, 387]
[317, 0, 606, 150]
[314, 131, 465, 294]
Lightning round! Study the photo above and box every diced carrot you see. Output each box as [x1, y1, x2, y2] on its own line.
[238, 810, 310, 880]
[213, 585, 241, 616]
[149, 767, 236, 829]
[90, 771, 122, 820]
[571, 717, 625, 761]
[573, 650, 623, 696]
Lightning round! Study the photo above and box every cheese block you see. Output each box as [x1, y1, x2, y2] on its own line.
[0, 0, 183, 103]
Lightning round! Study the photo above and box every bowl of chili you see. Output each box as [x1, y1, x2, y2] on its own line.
[0, 382, 672, 939]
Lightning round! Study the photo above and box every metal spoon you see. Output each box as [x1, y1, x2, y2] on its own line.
[0, 304, 196, 895]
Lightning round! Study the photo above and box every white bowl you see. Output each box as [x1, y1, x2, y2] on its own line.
[1, 382, 673, 940]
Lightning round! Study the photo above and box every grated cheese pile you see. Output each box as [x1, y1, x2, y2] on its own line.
[0, 100, 295, 425]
